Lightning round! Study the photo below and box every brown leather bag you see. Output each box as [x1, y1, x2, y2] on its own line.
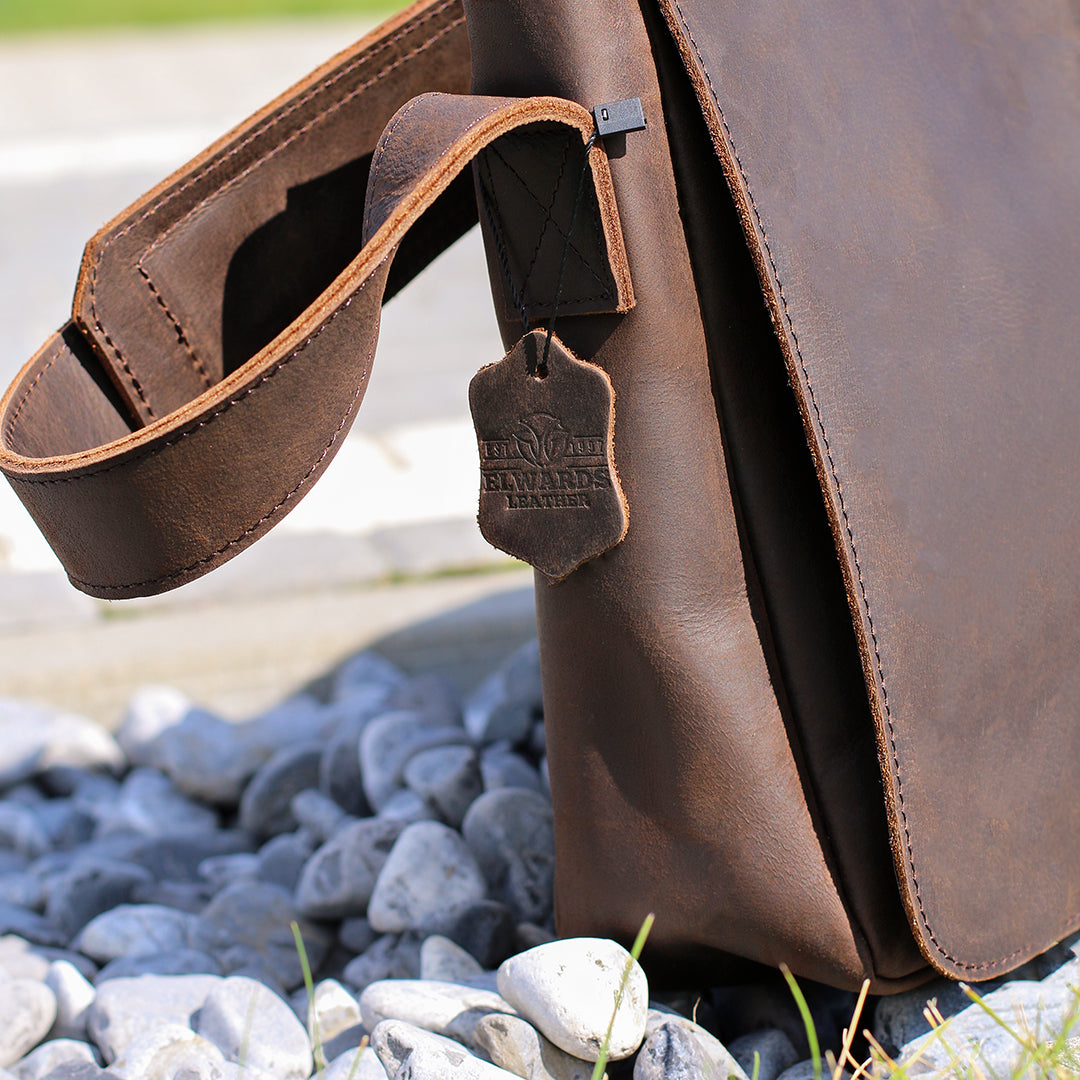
[3, 0, 1079, 993]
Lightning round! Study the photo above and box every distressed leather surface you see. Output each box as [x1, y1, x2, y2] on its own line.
[659, 0, 1080, 979]
[0, 6, 629, 598]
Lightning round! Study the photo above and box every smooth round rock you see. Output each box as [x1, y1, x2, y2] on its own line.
[290, 790, 349, 845]
[367, 822, 487, 934]
[0, 873, 44, 913]
[359, 712, 470, 813]
[372, 1019, 520, 1079]
[331, 652, 405, 702]
[195, 975, 312, 1080]
[94, 768, 219, 839]
[318, 718, 373, 819]
[634, 1016, 749, 1080]
[420, 935, 484, 984]
[189, 882, 330, 991]
[342, 933, 422, 993]
[497, 939, 648, 1062]
[255, 834, 313, 892]
[308, 979, 362, 1045]
[9, 1038, 97, 1080]
[729, 1028, 800, 1080]
[116, 686, 192, 768]
[474, 1012, 592, 1080]
[403, 746, 484, 829]
[0, 804, 51, 860]
[360, 979, 515, 1047]
[338, 917, 377, 955]
[462, 789, 555, 924]
[463, 640, 542, 746]
[417, 900, 517, 970]
[147, 710, 268, 807]
[239, 744, 323, 840]
[0, 978, 57, 1066]
[479, 745, 544, 795]
[74, 904, 196, 964]
[109, 1024, 227, 1080]
[45, 960, 97, 1041]
[376, 789, 439, 824]
[44, 859, 155, 939]
[295, 819, 405, 921]
[323, 1045, 387, 1080]
[86, 973, 222, 1063]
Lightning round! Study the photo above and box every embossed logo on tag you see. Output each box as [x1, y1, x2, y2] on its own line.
[469, 330, 628, 580]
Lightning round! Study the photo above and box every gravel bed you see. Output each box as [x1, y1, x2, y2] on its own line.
[0, 641, 1074, 1079]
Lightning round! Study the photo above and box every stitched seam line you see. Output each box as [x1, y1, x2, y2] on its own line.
[82, 1, 462, 416]
[10, 268, 380, 488]
[485, 140, 612, 296]
[136, 267, 213, 389]
[60, 270, 379, 595]
[516, 131, 573, 304]
[5, 350, 62, 443]
[671, 0, 1054, 972]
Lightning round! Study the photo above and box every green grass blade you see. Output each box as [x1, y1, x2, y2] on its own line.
[292, 920, 326, 1075]
[590, 913, 655, 1080]
[780, 965, 821, 1080]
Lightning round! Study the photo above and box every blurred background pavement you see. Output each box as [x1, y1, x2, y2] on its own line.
[0, 9, 538, 722]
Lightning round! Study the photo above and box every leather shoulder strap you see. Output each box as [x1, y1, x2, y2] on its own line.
[0, 9, 632, 597]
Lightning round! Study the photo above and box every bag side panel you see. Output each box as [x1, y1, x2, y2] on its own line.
[465, 0, 916, 990]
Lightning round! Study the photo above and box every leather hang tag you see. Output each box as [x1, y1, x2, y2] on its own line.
[469, 329, 628, 581]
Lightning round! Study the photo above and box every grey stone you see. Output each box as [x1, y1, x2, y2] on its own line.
[0, 940, 91, 982]
[115, 686, 192, 768]
[93, 768, 218, 839]
[418, 900, 517, 969]
[634, 1016, 749, 1080]
[899, 977, 1080, 1076]
[37, 772, 118, 809]
[0, 979, 57, 1067]
[368, 822, 487, 934]
[94, 948, 222, 983]
[360, 979, 515, 1049]
[372, 1019, 519, 1079]
[342, 934, 422, 993]
[377, 788, 440, 824]
[0, 702, 125, 789]
[0, 873, 44, 912]
[188, 881, 331, 991]
[0, 804, 52, 860]
[775, 1063, 849, 1080]
[323, 1045, 387, 1080]
[464, 640, 542, 746]
[308, 979, 363, 1045]
[404, 745, 484, 829]
[529, 721, 546, 758]
[0, 902, 68, 948]
[359, 711, 470, 813]
[0, 852, 28, 876]
[318, 717, 373, 818]
[44, 860, 154, 940]
[108, 1024, 227, 1080]
[121, 830, 255, 884]
[331, 652, 406, 703]
[480, 745, 544, 795]
[339, 917, 378, 955]
[10, 1039, 97, 1080]
[295, 818, 406, 921]
[321, 1025, 371, 1068]
[35, 805, 95, 855]
[420, 935, 485, 983]
[256, 833, 313, 892]
[462, 789, 555, 925]
[515, 923, 557, 953]
[474, 1012, 592, 1080]
[45, 960, 96, 1040]
[871, 976, 975, 1055]
[197, 853, 259, 891]
[195, 975, 312, 1080]
[129, 880, 213, 915]
[290, 789, 349, 845]
[29, 1067, 116, 1080]
[388, 675, 462, 729]
[728, 1029, 800, 1080]
[497, 938, 648, 1062]
[86, 973, 221, 1062]
[239, 744, 323, 841]
[74, 904, 196, 964]
[147, 709, 269, 807]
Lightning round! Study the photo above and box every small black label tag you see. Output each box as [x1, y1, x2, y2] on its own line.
[469, 330, 628, 580]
